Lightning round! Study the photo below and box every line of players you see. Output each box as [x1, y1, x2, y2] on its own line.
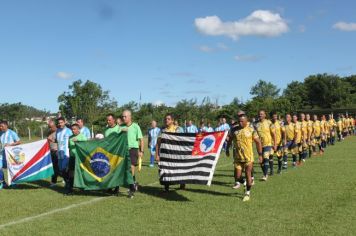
[224, 110, 355, 202]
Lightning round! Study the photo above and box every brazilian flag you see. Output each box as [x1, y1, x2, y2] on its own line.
[74, 133, 134, 190]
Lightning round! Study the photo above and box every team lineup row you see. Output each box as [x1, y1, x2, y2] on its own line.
[0, 111, 355, 201]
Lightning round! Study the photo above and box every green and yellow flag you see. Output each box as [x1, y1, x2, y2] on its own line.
[74, 133, 134, 190]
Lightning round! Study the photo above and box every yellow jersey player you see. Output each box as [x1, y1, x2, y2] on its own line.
[336, 115, 344, 141]
[312, 115, 323, 155]
[328, 114, 336, 145]
[342, 114, 349, 137]
[231, 114, 262, 202]
[299, 113, 308, 164]
[283, 114, 298, 169]
[348, 115, 354, 135]
[320, 115, 328, 152]
[351, 116, 355, 135]
[306, 114, 314, 157]
[255, 110, 276, 181]
[271, 112, 286, 174]
[292, 114, 302, 165]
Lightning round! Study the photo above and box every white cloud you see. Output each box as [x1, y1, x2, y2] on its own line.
[234, 55, 261, 62]
[194, 10, 289, 40]
[55, 71, 73, 80]
[198, 45, 214, 52]
[333, 22, 356, 31]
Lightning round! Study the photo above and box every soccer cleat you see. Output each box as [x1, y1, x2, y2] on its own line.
[232, 182, 241, 189]
[277, 169, 282, 174]
[260, 176, 268, 181]
[128, 190, 135, 199]
[269, 171, 274, 176]
[242, 194, 250, 202]
[292, 162, 297, 167]
[149, 164, 154, 168]
[282, 162, 288, 169]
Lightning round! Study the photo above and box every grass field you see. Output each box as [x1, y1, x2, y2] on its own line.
[0, 136, 355, 235]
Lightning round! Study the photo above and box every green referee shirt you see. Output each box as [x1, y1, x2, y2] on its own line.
[120, 122, 143, 149]
[104, 125, 122, 138]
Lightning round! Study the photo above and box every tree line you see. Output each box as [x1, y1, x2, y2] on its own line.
[58, 73, 356, 132]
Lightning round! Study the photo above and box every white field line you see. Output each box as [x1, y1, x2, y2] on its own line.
[0, 162, 233, 230]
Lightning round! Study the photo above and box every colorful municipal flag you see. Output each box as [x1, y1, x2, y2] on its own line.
[5, 140, 54, 186]
[74, 133, 134, 190]
[158, 131, 228, 186]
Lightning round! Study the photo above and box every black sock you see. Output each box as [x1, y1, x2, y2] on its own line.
[283, 155, 287, 162]
[292, 155, 297, 163]
[278, 159, 282, 170]
[269, 158, 274, 173]
[263, 159, 269, 176]
[133, 175, 136, 183]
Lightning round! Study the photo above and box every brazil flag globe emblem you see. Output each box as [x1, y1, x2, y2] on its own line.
[80, 147, 123, 182]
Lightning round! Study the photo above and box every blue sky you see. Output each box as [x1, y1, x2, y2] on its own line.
[0, 0, 356, 112]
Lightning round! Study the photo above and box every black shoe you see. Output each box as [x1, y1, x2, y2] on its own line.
[277, 169, 281, 174]
[128, 190, 135, 199]
[64, 190, 73, 196]
[179, 184, 186, 190]
[112, 187, 120, 196]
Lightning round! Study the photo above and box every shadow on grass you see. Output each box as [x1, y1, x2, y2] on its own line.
[7, 180, 113, 197]
[213, 173, 234, 178]
[183, 188, 240, 198]
[138, 185, 190, 202]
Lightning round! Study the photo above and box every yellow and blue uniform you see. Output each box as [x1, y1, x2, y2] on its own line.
[255, 119, 273, 159]
[232, 126, 259, 171]
[271, 121, 284, 157]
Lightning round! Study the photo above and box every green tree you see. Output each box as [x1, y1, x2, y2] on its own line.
[58, 80, 117, 124]
[250, 80, 280, 99]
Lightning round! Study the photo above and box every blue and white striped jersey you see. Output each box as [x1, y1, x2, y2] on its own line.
[56, 127, 73, 160]
[148, 127, 161, 148]
[186, 125, 199, 133]
[206, 127, 214, 132]
[0, 129, 20, 160]
[80, 126, 91, 139]
[215, 123, 230, 132]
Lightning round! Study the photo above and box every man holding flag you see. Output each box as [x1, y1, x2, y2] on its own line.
[66, 123, 88, 195]
[55, 117, 73, 187]
[0, 120, 21, 189]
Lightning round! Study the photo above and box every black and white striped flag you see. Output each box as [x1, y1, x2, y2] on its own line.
[158, 131, 228, 186]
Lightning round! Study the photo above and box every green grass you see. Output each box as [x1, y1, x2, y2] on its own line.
[1, 137, 356, 235]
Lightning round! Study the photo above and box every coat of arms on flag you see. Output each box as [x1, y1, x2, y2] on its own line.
[5, 140, 54, 186]
[158, 131, 228, 186]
